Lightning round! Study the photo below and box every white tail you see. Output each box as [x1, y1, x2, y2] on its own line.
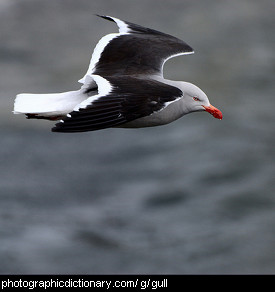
[13, 90, 87, 119]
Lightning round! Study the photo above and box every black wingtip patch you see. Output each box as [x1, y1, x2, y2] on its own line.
[96, 14, 116, 23]
[51, 127, 58, 133]
[51, 122, 63, 133]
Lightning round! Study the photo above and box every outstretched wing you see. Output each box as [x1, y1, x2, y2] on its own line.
[52, 75, 183, 133]
[78, 15, 194, 84]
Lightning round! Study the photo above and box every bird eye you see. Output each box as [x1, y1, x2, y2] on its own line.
[193, 96, 200, 101]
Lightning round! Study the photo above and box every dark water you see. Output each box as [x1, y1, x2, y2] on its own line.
[0, 0, 274, 274]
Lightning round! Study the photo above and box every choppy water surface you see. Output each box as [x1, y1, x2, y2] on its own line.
[0, 0, 274, 274]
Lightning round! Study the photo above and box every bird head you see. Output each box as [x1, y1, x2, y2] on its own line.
[181, 82, 223, 120]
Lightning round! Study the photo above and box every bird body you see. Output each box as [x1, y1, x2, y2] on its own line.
[13, 15, 222, 133]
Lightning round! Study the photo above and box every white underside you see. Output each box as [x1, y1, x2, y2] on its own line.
[118, 97, 187, 128]
[13, 90, 87, 117]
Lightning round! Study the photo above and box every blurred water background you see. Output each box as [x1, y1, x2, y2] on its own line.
[0, 0, 274, 274]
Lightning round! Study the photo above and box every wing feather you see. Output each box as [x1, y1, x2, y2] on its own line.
[79, 15, 194, 84]
[52, 76, 182, 133]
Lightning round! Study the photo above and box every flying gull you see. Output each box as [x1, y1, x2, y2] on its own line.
[13, 15, 222, 133]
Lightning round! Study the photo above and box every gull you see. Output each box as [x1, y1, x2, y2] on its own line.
[13, 15, 222, 133]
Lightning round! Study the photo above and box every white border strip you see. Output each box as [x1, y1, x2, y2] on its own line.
[74, 75, 113, 111]
[78, 16, 130, 84]
[161, 51, 194, 75]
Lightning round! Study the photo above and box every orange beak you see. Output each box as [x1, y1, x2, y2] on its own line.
[202, 104, 223, 120]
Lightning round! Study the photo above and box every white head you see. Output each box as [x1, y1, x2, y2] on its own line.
[179, 82, 223, 120]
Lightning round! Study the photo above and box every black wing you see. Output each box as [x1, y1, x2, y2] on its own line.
[79, 15, 194, 81]
[52, 76, 182, 133]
